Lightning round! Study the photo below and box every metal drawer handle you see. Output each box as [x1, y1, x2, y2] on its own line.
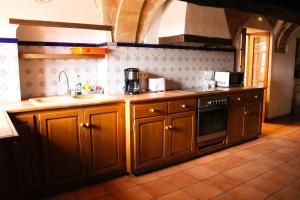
[181, 104, 187, 108]
[85, 123, 91, 128]
[168, 125, 173, 129]
[165, 126, 169, 130]
[149, 108, 155, 113]
[237, 97, 241, 101]
[80, 123, 86, 128]
[254, 95, 258, 99]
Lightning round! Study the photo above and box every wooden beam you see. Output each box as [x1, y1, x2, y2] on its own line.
[179, 0, 300, 25]
[9, 18, 113, 31]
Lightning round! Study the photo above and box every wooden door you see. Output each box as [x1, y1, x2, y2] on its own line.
[245, 103, 262, 138]
[39, 109, 85, 189]
[134, 116, 168, 170]
[227, 105, 246, 145]
[168, 111, 195, 160]
[12, 113, 43, 197]
[85, 105, 124, 177]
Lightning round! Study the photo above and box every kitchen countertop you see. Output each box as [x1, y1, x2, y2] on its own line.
[0, 86, 264, 139]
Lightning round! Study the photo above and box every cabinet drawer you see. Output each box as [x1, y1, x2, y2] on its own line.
[168, 98, 196, 114]
[228, 94, 247, 105]
[133, 102, 168, 119]
[247, 92, 263, 102]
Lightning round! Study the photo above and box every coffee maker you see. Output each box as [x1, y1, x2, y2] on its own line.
[124, 68, 141, 94]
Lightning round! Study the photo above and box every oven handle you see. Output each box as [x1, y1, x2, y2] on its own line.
[198, 105, 228, 112]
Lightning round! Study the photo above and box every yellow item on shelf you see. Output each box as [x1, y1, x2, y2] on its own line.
[83, 82, 92, 91]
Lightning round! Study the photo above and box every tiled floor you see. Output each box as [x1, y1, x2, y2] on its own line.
[45, 116, 300, 200]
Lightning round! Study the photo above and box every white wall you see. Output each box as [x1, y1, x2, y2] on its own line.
[0, 0, 102, 24]
[268, 27, 300, 118]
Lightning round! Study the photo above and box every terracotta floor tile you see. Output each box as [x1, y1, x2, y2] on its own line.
[262, 169, 298, 185]
[193, 155, 216, 164]
[276, 163, 300, 177]
[73, 184, 109, 200]
[163, 172, 199, 188]
[126, 173, 159, 185]
[274, 186, 300, 200]
[290, 178, 300, 189]
[44, 192, 75, 200]
[234, 149, 262, 160]
[102, 177, 136, 193]
[238, 161, 272, 175]
[267, 149, 295, 162]
[265, 195, 281, 200]
[157, 190, 196, 200]
[246, 143, 279, 155]
[184, 165, 219, 180]
[176, 160, 198, 170]
[267, 138, 294, 146]
[252, 155, 284, 167]
[140, 179, 177, 198]
[247, 175, 285, 194]
[155, 166, 181, 177]
[204, 174, 242, 192]
[210, 193, 236, 200]
[287, 157, 300, 167]
[211, 150, 231, 159]
[183, 181, 223, 200]
[226, 184, 268, 200]
[204, 155, 248, 173]
[94, 195, 116, 200]
[224, 166, 258, 182]
[113, 186, 152, 200]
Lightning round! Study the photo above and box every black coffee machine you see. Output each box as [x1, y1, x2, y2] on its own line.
[124, 68, 141, 94]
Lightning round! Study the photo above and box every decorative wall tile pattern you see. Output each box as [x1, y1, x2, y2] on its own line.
[19, 45, 107, 99]
[106, 45, 234, 93]
[0, 42, 21, 103]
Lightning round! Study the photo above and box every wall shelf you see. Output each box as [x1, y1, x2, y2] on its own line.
[18, 53, 105, 59]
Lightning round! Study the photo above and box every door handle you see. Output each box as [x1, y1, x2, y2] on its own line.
[85, 123, 91, 128]
[80, 123, 86, 128]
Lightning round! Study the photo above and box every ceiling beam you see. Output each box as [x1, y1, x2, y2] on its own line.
[179, 0, 300, 25]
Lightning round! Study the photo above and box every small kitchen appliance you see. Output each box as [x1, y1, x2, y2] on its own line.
[148, 78, 166, 92]
[124, 68, 141, 94]
[215, 71, 244, 87]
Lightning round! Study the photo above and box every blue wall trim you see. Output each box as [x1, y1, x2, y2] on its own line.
[18, 41, 107, 47]
[0, 38, 18, 43]
[115, 42, 235, 52]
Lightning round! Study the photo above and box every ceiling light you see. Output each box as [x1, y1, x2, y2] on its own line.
[35, 0, 52, 3]
[257, 16, 263, 22]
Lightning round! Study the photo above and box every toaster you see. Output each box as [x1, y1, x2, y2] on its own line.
[148, 78, 166, 92]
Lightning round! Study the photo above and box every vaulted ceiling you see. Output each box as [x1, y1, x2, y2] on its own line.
[95, 0, 299, 53]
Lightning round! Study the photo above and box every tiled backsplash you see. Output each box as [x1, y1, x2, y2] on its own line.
[18, 45, 107, 99]
[106, 44, 234, 93]
[0, 41, 21, 103]
[1, 42, 234, 101]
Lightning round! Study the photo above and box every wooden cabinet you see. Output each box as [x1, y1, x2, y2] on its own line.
[85, 106, 124, 177]
[39, 104, 125, 190]
[227, 90, 263, 145]
[39, 109, 86, 189]
[127, 98, 196, 174]
[134, 116, 168, 170]
[168, 112, 195, 159]
[12, 113, 43, 198]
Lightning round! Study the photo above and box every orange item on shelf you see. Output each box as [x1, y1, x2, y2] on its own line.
[70, 47, 108, 55]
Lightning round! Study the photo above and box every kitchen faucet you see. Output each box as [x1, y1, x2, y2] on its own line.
[58, 70, 72, 96]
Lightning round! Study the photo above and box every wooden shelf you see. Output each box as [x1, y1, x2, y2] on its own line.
[19, 53, 105, 59]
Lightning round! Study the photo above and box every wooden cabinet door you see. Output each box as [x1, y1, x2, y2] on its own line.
[168, 111, 195, 160]
[13, 114, 43, 197]
[85, 105, 124, 177]
[227, 105, 246, 144]
[134, 116, 168, 170]
[39, 109, 85, 189]
[245, 102, 262, 137]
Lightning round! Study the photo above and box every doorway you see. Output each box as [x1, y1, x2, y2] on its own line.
[241, 28, 270, 121]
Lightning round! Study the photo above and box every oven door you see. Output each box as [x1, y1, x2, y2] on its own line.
[197, 105, 228, 143]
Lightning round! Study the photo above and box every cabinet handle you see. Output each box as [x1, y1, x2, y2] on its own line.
[181, 104, 186, 108]
[149, 108, 155, 113]
[80, 123, 86, 128]
[85, 123, 91, 128]
[254, 95, 258, 99]
[168, 125, 173, 129]
[237, 97, 241, 101]
[165, 126, 169, 130]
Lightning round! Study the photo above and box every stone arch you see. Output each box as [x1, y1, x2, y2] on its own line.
[273, 21, 299, 53]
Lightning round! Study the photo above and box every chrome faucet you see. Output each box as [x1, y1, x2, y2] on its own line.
[58, 70, 72, 96]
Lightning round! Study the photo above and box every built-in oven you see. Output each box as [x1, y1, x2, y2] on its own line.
[197, 96, 228, 149]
